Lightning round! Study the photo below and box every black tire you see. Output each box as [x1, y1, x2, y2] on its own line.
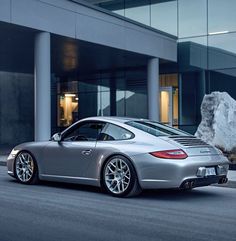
[14, 151, 39, 185]
[102, 155, 142, 197]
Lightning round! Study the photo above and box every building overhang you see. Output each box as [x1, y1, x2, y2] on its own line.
[0, 0, 177, 62]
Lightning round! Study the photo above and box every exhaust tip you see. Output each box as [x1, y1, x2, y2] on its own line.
[190, 181, 195, 188]
[218, 177, 228, 184]
[184, 181, 190, 189]
[183, 181, 194, 189]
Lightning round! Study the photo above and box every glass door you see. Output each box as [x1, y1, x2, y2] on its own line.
[160, 86, 179, 126]
[160, 87, 173, 126]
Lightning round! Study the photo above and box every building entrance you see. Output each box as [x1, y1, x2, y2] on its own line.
[160, 86, 178, 126]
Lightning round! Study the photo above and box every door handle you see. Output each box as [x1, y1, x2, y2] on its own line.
[81, 149, 92, 155]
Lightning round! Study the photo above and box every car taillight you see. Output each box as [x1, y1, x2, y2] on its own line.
[150, 149, 188, 159]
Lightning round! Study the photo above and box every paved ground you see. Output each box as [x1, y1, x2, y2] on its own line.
[0, 166, 236, 241]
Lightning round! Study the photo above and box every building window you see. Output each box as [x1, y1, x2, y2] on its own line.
[178, 0, 207, 38]
[208, 0, 236, 34]
[160, 74, 179, 126]
[125, 0, 150, 26]
[151, 0, 177, 36]
[57, 81, 78, 127]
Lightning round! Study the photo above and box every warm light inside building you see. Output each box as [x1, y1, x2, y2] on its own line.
[160, 91, 170, 124]
[58, 93, 78, 127]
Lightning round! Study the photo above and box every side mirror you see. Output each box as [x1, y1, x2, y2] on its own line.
[52, 133, 62, 142]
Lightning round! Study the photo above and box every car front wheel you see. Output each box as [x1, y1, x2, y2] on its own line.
[15, 151, 39, 185]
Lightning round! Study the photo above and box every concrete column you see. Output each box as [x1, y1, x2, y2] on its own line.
[34, 32, 51, 141]
[147, 58, 160, 121]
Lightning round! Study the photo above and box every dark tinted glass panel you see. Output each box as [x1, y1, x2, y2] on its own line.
[178, 0, 207, 38]
[78, 92, 100, 119]
[179, 71, 204, 134]
[96, 0, 125, 16]
[78, 79, 99, 92]
[208, 0, 236, 34]
[178, 37, 207, 72]
[209, 69, 236, 100]
[208, 33, 236, 70]
[151, 0, 177, 36]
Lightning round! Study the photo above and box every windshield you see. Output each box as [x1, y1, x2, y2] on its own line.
[126, 121, 190, 137]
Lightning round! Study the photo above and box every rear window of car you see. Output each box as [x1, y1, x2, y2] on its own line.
[126, 121, 190, 137]
[98, 123, 134, 141]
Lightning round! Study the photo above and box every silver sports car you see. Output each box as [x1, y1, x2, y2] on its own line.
[7, 117, 229, 197]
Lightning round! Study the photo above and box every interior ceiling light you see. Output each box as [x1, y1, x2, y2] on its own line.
[65, 93, 76, 97]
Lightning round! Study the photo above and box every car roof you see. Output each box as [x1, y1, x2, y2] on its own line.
[80, 116, 148, 124]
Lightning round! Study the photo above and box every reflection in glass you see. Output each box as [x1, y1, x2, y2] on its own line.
[100, 91, 111, 116]
[125, 91, 147, 118]
[178, 0, 207, 38]
[208, 33, 236, 70]
[208, 0, 236, 34]
[151, 0, 177, 36]
[116, 90, 125, 116]
[125, 0, 150, 26]
[96, 0, 125, 16]
[113, 9, 125, 16]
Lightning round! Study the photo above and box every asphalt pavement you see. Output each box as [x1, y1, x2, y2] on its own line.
[0, 165, 236, 241]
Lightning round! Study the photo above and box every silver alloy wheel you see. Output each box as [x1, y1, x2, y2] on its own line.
[105, 158, 131, 194]
[15, 152, 34, 183]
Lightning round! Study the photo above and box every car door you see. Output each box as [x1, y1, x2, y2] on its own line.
[41, 121, 105, 178]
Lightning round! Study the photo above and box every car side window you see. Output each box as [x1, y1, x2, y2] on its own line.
[97, 123, 134, 141]
[63, 122, 105, 142]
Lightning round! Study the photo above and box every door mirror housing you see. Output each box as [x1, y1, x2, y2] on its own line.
[52, 133, 62, 142]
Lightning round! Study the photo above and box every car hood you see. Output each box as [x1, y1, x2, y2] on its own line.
[13, 141, 50, 151]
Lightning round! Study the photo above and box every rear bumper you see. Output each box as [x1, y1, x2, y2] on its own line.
[132, 153, 230, 189]
[180, 175, 228, 189]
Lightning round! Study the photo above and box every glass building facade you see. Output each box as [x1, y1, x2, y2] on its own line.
[1, 0, 235, 150]
[89, 0, 236, 133]
[53, 68, 148, 133]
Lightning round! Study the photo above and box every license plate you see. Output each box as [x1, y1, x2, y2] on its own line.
[205, 167, 216, 176]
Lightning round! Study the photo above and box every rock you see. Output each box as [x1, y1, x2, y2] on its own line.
[195, 91, 236, 154]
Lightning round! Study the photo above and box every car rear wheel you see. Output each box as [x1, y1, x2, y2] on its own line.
[103, 155, 141, 197]
[15, 151, 39, 185]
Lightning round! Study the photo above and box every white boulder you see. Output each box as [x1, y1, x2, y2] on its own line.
[195, 91, 236, 153]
